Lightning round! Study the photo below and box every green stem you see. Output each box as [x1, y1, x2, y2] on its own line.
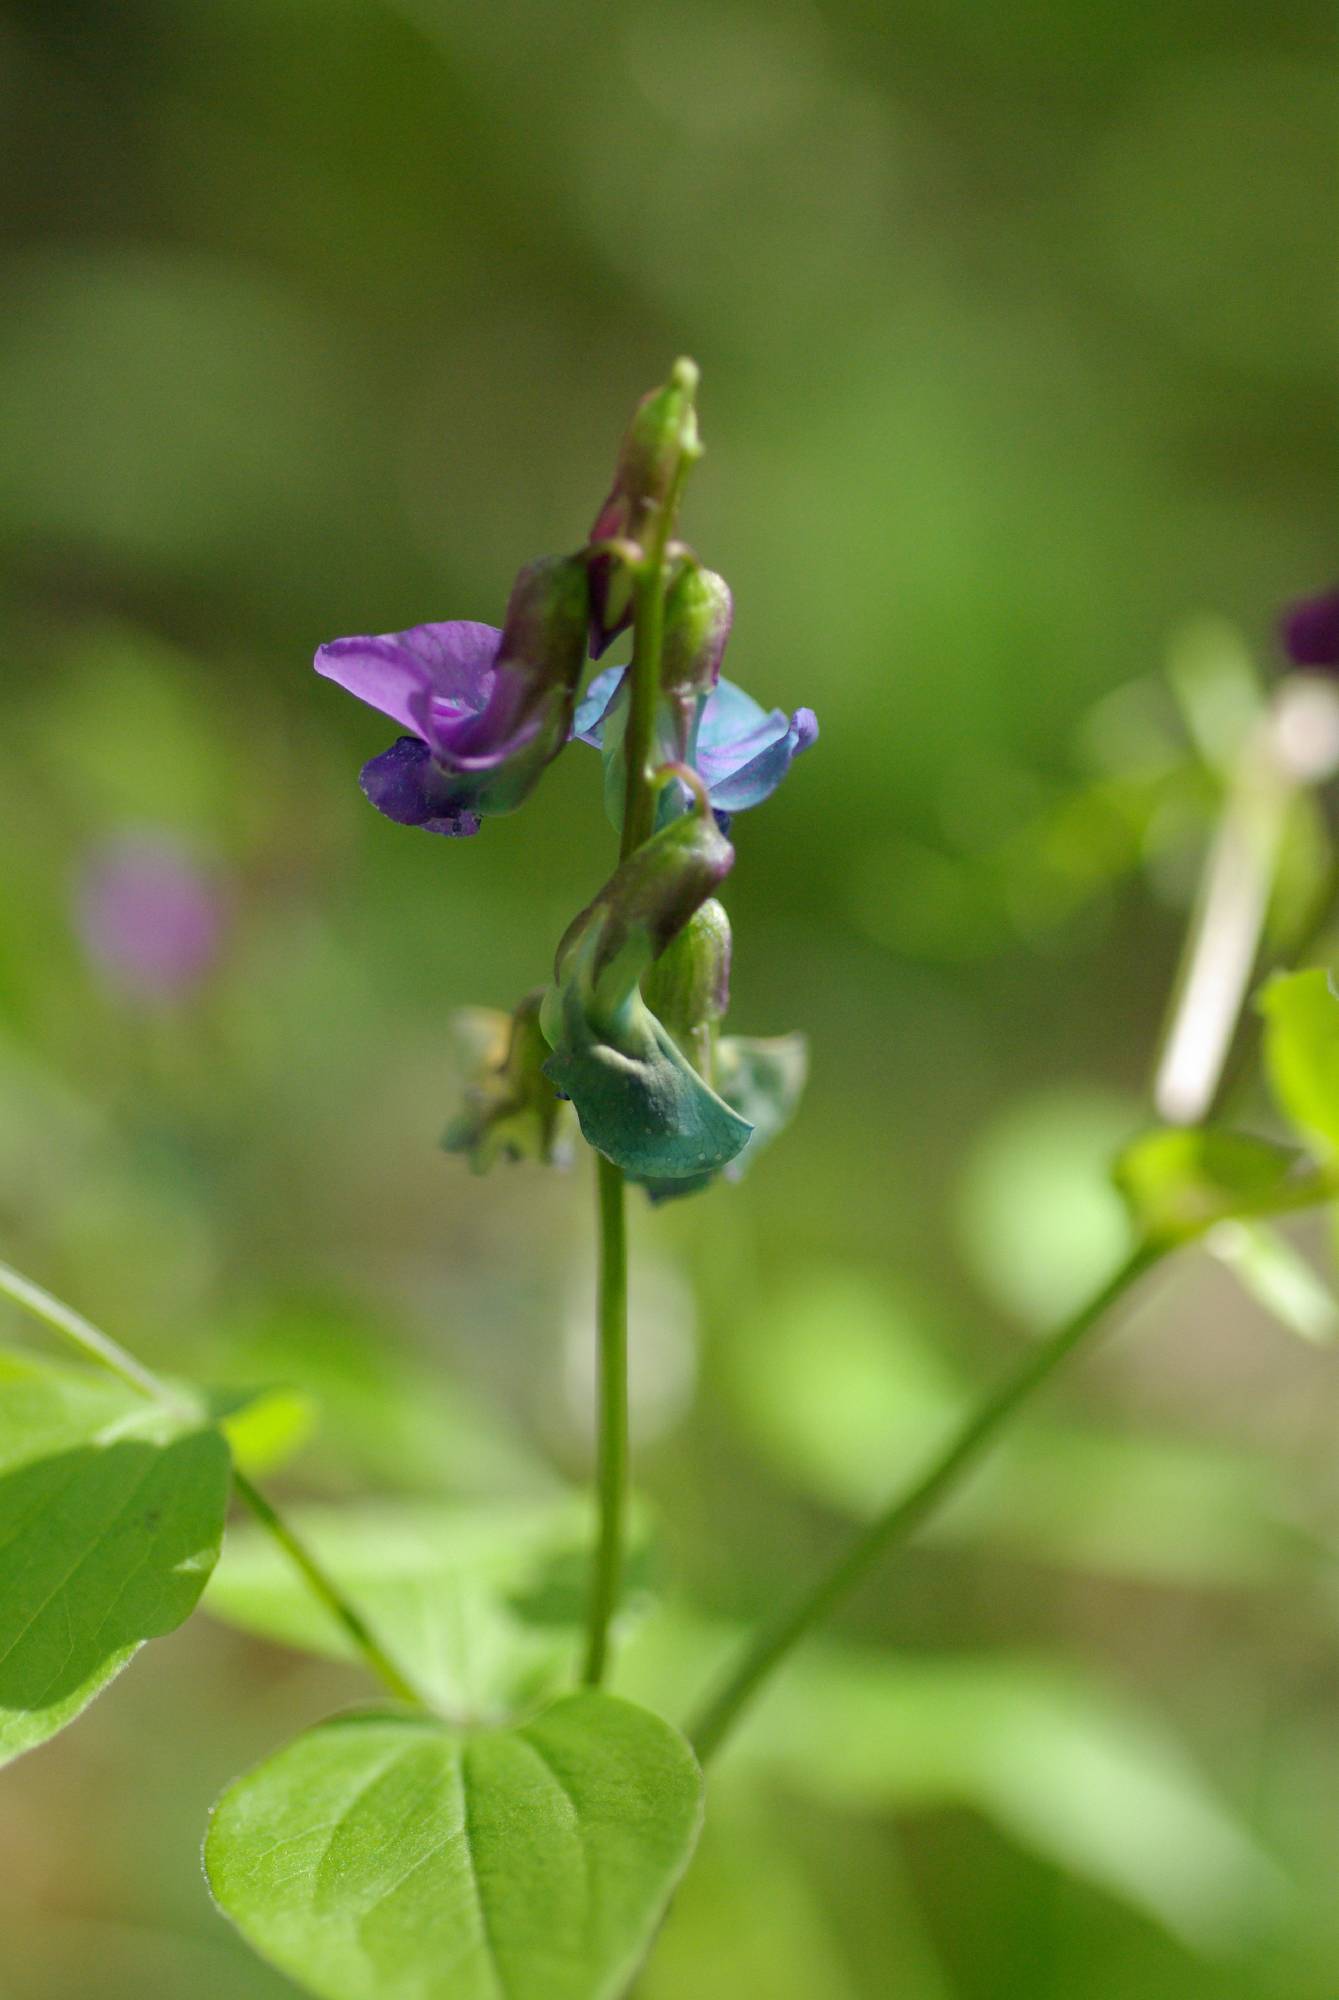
[583, 1154, 630, 1685]
[0, 1257, 183, 1410]
[582, 406, 691, 1683]
[230, 1468, 422, 1706]
[620, 493, 679, 858]
[0, 1256, 423, 1709]
[688, 1241, 1167, 1764]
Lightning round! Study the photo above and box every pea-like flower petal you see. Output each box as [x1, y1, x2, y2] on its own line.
[317, 561, 589, 835]
[575, 667, 817, 819]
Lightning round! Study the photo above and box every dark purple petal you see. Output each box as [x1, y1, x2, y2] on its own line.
[1281, 589, 1339, 670]
[358, 737, 482, 837]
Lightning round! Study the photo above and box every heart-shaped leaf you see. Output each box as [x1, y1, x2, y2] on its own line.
[206, 1691, 703, 2000]
[0, 1347, 230, 1766]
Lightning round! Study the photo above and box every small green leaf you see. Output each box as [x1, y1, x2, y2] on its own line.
[0, 1347, 230, 1766]
[1261, 968, 1339, 1156]
[1114, 1126, 1301, 1243]
[205, 1692, 703, 2000]
[206, 1499, 656, 1721]
[205, 1383, 318, 1477]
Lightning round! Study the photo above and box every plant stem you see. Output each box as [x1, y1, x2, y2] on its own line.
[583, 1154, 630, 1685]
[0, 1257, 183, 1411]
[0, 1256, 423, 1709]
[582, 405, 693, 1683]
[229, 1468, 422, 1705]
[688, 1241, 1168, 1764]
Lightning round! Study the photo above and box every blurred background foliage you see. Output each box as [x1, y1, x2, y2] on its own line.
[0, 1, 1337, 1995]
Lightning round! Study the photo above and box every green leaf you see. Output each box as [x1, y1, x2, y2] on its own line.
[205, 1692, 703, 2000]
[1114, 1126, 1301, 1243]
[0, 1347, 230, 1766]
[1261, 968, 1339, 1156]
[616, 1614, 1285, 1955]
[205, 1383, 319, 1477]
[206, 1499, 656, 1722]
[724, 1269, 1314, 1584]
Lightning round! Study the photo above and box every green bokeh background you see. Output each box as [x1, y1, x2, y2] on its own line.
[1, 2, 1337, 1995]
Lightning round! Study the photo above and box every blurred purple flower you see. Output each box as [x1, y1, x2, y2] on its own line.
[1281, 588, 1339, 671]
[76, 833, 226, 1002]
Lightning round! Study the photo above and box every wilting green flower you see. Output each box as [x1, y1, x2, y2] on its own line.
[443, 993, 573, 1171]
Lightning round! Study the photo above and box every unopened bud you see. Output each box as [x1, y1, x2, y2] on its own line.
[662, 560, 732, 697]
[643, 899, 731, 1079]
[586, 358, 703, 655]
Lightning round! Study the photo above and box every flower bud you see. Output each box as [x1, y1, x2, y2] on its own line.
[662, 560, 732, 698]
[442, 992, 572, 1172]
[642, 898, 732, 1080]
[539, 807, 750, 1181]
[586, 358, 703, 656]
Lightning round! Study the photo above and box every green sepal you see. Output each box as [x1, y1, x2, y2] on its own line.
[541, 812, 750, 1181]
[634, 1031, 808, 1203]
[544, 929, 751, 1180]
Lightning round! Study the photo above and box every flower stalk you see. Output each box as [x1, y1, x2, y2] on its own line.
[583, 363, 701, 1682]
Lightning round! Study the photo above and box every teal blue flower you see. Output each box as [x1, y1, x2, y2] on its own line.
[575, 667, 817, 823]
[539, 806, 752, 1181]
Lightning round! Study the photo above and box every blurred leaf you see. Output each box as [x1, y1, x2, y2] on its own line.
[1114, 1128, 1303, 1244]
[725, 1269, 1313, 1584]
[955, 1089, 1138, 1325]
[1261, 970, 1339, 1157]
[206, 1498, 656, 1721]
[637, 1781, 873, 2000]
[205, 1384, 319, 1478]
[205, 1693, 703, 2000]
[1208, 1221, 1339, 1346]
[214, 1297, 551, 1500]
[617, 1613, 1287, 1954]
[0, 1347, 230, 1766]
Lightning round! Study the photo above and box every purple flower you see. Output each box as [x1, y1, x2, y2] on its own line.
[574, 667, 818, 816]
[315, 557, 589, 836]
[76, 832, 226, 1002]
[1281, 588, 1339, 671]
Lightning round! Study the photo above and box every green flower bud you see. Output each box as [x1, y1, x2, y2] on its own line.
[642, 898, 732, 1081]
[662, 560, 733, 698]
[540, 806, 751, 1181]
[587, 358, 703, 656]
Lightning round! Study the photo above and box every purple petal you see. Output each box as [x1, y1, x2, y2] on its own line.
[315, 621, 501, 734]
[1281, 589, 1339, 670]
[359, 738, 482, 837]
[695, 683, 818, 812]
